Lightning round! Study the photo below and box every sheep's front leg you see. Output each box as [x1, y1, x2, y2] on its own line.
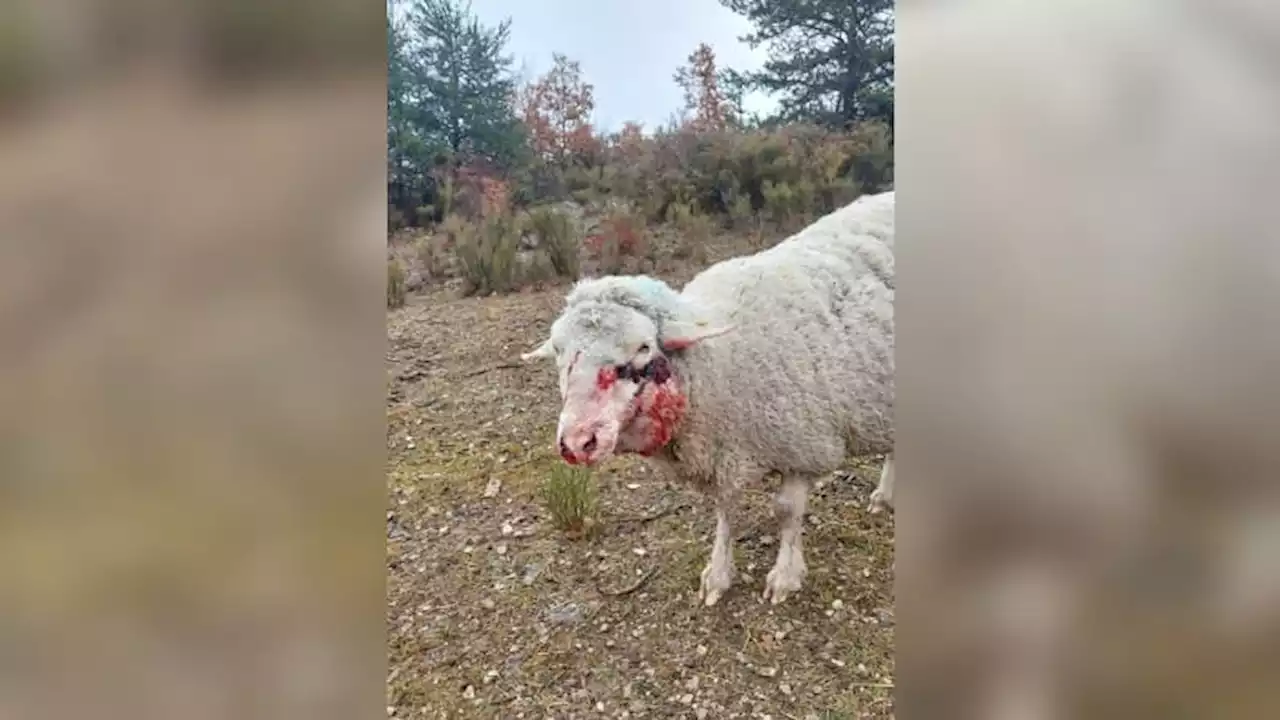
[699, 499, 736, 606]
[763, 475, 811, 604]
[870, 453, 895, 514]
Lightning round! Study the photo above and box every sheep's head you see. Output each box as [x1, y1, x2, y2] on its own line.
[522, 295, 731, 466]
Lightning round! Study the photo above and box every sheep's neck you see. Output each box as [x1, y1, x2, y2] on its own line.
[634, 378, 687, 456]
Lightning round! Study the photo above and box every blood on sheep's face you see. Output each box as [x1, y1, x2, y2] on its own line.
[548, 307, 687, 465]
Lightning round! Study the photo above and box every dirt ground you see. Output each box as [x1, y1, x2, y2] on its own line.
[386, 233, 896, 720]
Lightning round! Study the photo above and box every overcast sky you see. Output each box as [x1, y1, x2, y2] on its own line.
[398, 0, 779, 132]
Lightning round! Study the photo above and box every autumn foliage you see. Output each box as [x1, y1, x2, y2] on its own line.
[519, 54, 601, 168]
[388, 12, 895, 299]
[674, 43, 731, 132]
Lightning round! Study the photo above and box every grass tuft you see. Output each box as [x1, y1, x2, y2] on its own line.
[540, 464, 598, 539]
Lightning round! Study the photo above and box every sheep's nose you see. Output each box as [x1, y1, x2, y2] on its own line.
[559, 428, 599, 464]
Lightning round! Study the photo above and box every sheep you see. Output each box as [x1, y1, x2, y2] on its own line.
[521, 190, 894, 606]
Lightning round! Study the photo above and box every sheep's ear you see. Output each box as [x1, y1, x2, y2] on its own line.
[659, 322, 735, 352]
[521, 338, 556, 362]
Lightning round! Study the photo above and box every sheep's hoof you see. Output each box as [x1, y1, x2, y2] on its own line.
[699, 562, 733, 607]
[762, 564, 805, 605]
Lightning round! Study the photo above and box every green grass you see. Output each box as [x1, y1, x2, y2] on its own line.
[540, 464, 598, 539]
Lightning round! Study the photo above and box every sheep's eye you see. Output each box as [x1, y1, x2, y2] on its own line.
[616, 364, 635, 381]
[637, 343, 650, 355]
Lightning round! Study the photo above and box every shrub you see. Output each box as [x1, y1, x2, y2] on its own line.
[540, 465, 597, 539]
[413, 235, 446, 282]
[528, 206, 580, 280]
[454, 213, 521, 296]
[590, 206, 649, 275]
[387, 258, 407, 309]
[388, 206, 407, 232]
[521, 252, 557, 289]
[761, 179, 815, 229]
[728, 194, 755, 230]
[669, 202, 714, 265]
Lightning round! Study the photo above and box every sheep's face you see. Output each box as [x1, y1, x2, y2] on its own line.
[522, 302, 730, 466]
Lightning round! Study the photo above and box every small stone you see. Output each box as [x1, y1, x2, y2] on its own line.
[695, 708, 709, 720]
[695, 644, 708, 657]
[779, 683, 792, 696]
[483, 669, 499, 684]
[685, 677, 700, 691]
[679, 693, 694, 705]
[632, 547, 647, 556]
[501, 521, 514, 536]
[863, 567, 872, 577]
[596, 701, 605, 712]
[522, 563, 543, 585]
[406, 442, 415, 450]
[483, 476, 502, 498]
[462, 685, 475, 699]
[831, 659, 846, 668]
[757, 666, 778, 678]
[831, 599, 844, 610]
[773, 630, 787, 641]
[547, 602, 582, 626]
[495, 543, 508, 556]
[857, 662, 869, 675]
[627, 483, 640, 490]
[464, 546, 474, 554]
[438, 526, 450, 536]
[480, 598, 496, 610]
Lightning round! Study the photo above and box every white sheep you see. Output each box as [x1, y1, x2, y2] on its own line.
[522, 190, 895, 606]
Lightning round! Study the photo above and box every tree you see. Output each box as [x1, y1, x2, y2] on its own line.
[385, 0, 527, 224]
[404, 0, 524, 166]
[387, 1, 432, 219]
[673, 43, 734, 132]
[719, 0, 894, 128]
[519, 54, 598, 168]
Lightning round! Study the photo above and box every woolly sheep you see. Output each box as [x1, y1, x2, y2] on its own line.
[522, 191, 895, 606]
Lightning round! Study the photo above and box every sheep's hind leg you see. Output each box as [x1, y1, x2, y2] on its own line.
[870, 453, 895, 514]
[699, 501, 736, 607]
[763, 475, 811, 604]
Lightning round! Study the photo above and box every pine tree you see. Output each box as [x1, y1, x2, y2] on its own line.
[720, 0, 894, 128]
[404, 0, 523, 166]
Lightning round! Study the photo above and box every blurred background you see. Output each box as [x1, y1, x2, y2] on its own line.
[0, 1, 386, 719]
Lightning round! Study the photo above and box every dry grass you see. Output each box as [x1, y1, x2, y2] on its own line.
[387, 258, 407, 309]
[527, 205, 581, 280]
[386, 229, 894, 720]
[454, 212, 521, 296]
[414, 234, 448, 281]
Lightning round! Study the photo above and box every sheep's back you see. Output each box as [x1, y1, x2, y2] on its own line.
[675, 195, 895, 473]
